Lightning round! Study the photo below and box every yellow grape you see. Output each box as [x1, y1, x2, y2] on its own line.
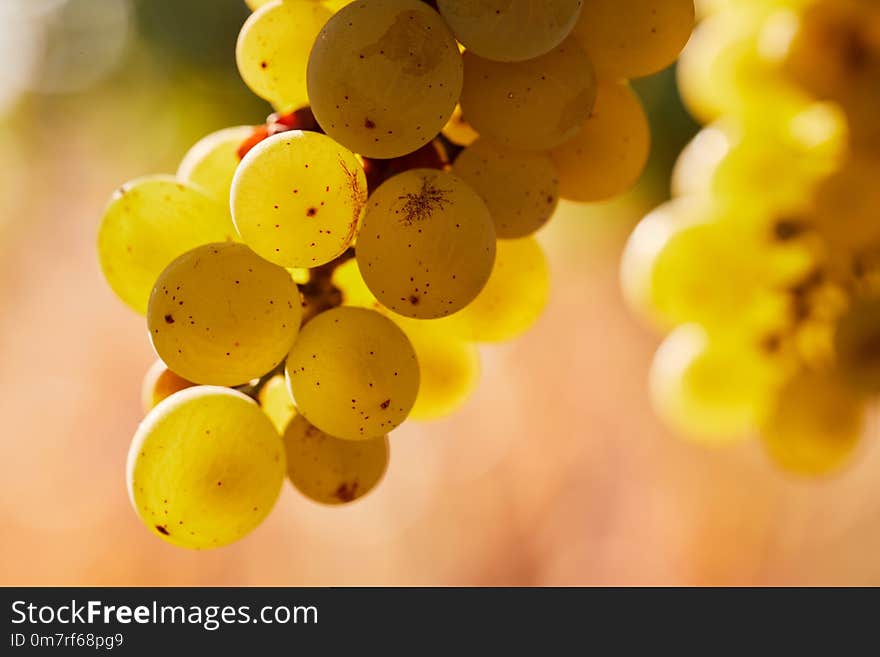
[670, 123, 733, 198]
[283, 414, 388, 504]
[127, 386, 286, 549]
[307, 0, 462, 158]
[356, 169, 496, 319]
[550, 80, 650, 203]
[454, 139, 559, 238]
[833, 298, 880, 395]
[333, 258, 383, 310]
[285, 307, 419, 440]
[571, 0, 694, 79]
[436, 0, 583, 62]
[437, 237, 549, 343]
[97, 175, 235, 314]
[231, 130, 367, 268]
[441, 104, 479, 147]
[650, 325, 782, 445]
[245, 0, 272, 9]
[177, 125, 253, 204]
[258, 373, 297, 432]
[236, 0, 332, 112]
[141, 360, 196, 412]
[459, 39, 596, 151]
[148, 243, 302, 386]
[761, 370, 864, 477]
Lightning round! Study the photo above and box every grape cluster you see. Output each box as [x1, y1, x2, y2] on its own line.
[98, 0, 694, 549]
[624, 0, 880, 476]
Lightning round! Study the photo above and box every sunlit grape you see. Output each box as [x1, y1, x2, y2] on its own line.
[148, 243, 302, 386]
[127, 386, 285, 549]
[140, 360, 196, 412]
[285, 307, 419, 440]
[670, 123, 733, 198]
[258, 373, 297, 433]
[177, 125, 253, 204]
[441, 104, 479, 147]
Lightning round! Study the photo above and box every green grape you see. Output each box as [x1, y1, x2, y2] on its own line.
[437, 237, 549, 343]
[97, 175, 235, 314]
[833, 298, 880, 395]
[285, 306, 419, 440]
[127, 386, 286, 549]
[148, 242, 302, 386]
[571, 0, 695, 79]
[453, 139, 559, 238]
[650, 324, 783, 445]
[230, 130, 367, 268]
[140, 359, 196, 412]
[306, 0, 462, 158]
[670, 123, 733, 198]
[177, 125, 253, 204]
[550, 80, 650, 203]
[761, 370, 864, 477]
[258, 373, 298, 433]
[236, 0, 332, 112]
[436, 0, 583, 63]
[459, 40, 596, 152]
[283, 414, 388, 504]
[441, 104, 479, 147]
[355, 169, 496, 319]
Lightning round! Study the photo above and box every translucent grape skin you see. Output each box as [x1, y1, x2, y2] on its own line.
[97, 175, 235, 314]
[761, 371, 864, 477]
[436, 237, 549, 343]
[285, 306, 420, 440]
[127, 386, 286, 549]
[550, 80, 650, 203]
[355, 169, 496, 319]
[141, 360, 195, 412]
[307, 0, 463, 158]
[236, 0, 332, 112]
[459, 39, 596, 151]
[571, 0, 696, 79]
[258, 373, 298, 433]
[454, 139, 559, 239]
[176, 125, 254, 204]
[148, 242, 302, 386]
[437, 0, 583, 63]
[230, 130, 367, 268]
[283, 414, 389, 505]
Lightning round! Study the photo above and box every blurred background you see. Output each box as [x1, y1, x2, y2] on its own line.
[1, 0, 879, 586]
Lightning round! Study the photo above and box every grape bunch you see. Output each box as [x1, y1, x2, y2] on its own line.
[98, 0, 694, 549]
[624, 0, 880, 476]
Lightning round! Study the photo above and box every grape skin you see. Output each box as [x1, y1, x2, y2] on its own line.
[127, 386, 286, 549]
[307, 0, 463, 158]
[148, 242, 302, 386]
[285, 307, 420, 440]
[283, 414, 389, 504]
[177, 125, 254, 204]
[258, 373, 298, 433]
[141, 360, 195, 412]
[356, 169, 496, 319]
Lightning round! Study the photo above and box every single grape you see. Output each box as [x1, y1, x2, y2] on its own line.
[833, 298, 880, 395]
[285, 307, 419, 440]
[355, 169, 496, 319]
[459, 39, 596, 151]
[454, 139, 559, 238]
[436, 0, 583, 62]
[571, 0, 695, 79]
[670, 123, 733, 198]
[127, 386, 286, 549]
[333, 258, 383, 311]
[441, 104, 479, 147]
[761, 370, 864, 477]
[283, 414, 389, 504]
[177, 125, 253, 204]
[97, 176, 235, 314]
[148, 242, 302, 386]
[230, 130, 367, 268]
[550, 80, 650, 203]
[258, 373, 298, 433]
[141, 360, 196, 412]
[236, 0, 332, 112]
[436, 237, 549, 343]
[307, 0, 462, 158]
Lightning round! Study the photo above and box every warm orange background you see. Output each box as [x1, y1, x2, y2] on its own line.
[1, 0, 879, 586]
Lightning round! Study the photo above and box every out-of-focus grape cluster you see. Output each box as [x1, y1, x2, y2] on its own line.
[98, 0, 695, 549]
[624, 0, 880, 476]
